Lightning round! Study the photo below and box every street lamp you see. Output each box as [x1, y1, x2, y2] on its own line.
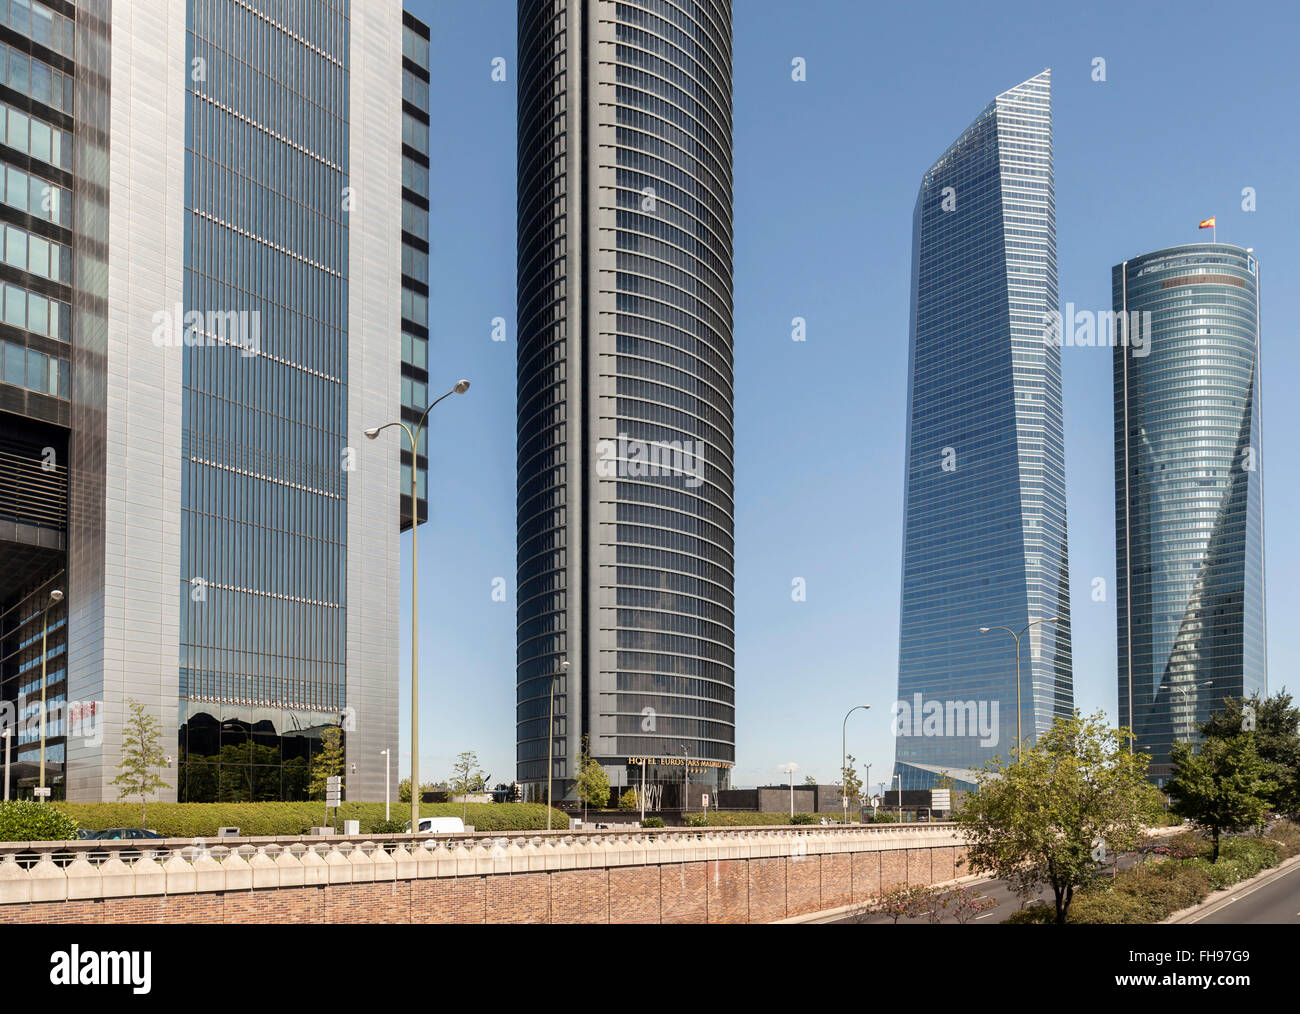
[2, 726, 10, 802]
[841, 705, 870, 824]
[365, 378, 470, 835]
[682, 744, 690, 814]
[546, 659, 569, 830]
[1172, 681, 1213, 744]
[785, 765, 797, 820]
[978, 616, 1060, 762]
[37, 589, 64, 802]
[379, 748, 391, 822]
[893, 772, 901, 820]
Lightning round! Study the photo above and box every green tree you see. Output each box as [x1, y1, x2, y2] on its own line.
[952, 711, 1161, 924]
[109, 698, 171, 828]
[837, 753, 864, 816]
[309, 726, 345, 799]
[449, 751, 488, 821]
[802, 774, 817, 786]
[573, 740, 611, 822]
[617, 788, 639, 811]
[1198, 692, 1300, 819]
[1167, 734, 1276, 860]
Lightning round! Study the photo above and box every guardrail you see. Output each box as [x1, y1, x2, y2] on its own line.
[0, 823, 964, 905]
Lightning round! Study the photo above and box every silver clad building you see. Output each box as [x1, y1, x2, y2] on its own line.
[1113, 243, 1267, 783]
[2, 0, 414, 803]
[516, 0, 736, 805]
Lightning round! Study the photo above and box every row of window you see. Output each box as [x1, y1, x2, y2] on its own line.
[0, 39, 73, 114]
[1, 337, 68, 397]
[0, 101, 70, 170]
[0, 278, 69, 339]
[0, 0, 74, 57]
[3, 220, 69, 282]
[2, 160, 70, 226]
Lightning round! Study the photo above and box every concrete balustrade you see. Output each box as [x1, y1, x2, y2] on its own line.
[0, 824, 966, 911]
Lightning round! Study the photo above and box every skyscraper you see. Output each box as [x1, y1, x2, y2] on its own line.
[1, 0, 416, 803]
[893, 70, 1072, 790]
[1113, 243, 1266, 782]
[515, 0, 736, 806]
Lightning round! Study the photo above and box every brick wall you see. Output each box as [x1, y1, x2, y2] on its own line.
[0, 844, 964, 924]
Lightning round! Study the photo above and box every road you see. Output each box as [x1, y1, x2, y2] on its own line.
[1189, 860, 1300, 924]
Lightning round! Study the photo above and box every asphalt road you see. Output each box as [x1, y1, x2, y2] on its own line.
[1190, 861, 1300, 924]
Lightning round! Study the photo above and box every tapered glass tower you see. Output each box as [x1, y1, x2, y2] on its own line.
[516, 0, 736, 806]
[1114, 243, 1266, 783]
[893, 70, 1072, 790]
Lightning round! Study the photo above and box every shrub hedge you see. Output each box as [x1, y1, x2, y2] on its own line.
[0, 800, 80, 842]
[48, 802, 569, 838]
[683, 811, 833, 827]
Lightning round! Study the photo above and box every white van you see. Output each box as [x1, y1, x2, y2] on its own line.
[409, 816, 466, 834]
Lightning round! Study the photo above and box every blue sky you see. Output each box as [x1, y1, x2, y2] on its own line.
[396, 0, 1298, 794]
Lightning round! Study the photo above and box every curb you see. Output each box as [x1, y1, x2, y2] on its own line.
[1164, 850, 1300, 924]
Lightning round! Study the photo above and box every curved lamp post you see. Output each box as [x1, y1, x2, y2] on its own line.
[978, 616, 1060, 762]
[365, 379, 469, 835]
[841, 704, 870, 824]
[38, 588, 64, 802]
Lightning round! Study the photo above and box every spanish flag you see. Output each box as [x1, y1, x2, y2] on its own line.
[1199, 217, 1216, 230]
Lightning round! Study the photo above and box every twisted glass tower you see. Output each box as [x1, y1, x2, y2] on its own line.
[893, 70, 1072, 790]
[516, 0, 735, 806]
[1114, 244, 1266, 783]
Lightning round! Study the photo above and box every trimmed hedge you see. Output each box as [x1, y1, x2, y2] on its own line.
[0, 800, 80, 842]
[683, 811, 834, 827]
[49, 801, 569, 838]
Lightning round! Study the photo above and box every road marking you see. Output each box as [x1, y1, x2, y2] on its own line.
[975, 911, 999, 920]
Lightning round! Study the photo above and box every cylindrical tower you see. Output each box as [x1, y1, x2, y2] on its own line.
[516, 0, 735, 806]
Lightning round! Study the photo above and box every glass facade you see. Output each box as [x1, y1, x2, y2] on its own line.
[178, 0, 352, 800]
[0, 0, 73, 795]
[1113, 244, 1266, 782]
[516, 0, 735, 804]
[894, 71, 1072, 790]
[399, 10, 430, 531]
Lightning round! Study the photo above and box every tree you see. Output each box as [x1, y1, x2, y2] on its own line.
[952, 711, 1162, 924]
[109, 698, 171, 828]
[1198, 692, 1300, 819]
[449, 751, 488, 821]
[309, 726, 345, 799]
[618, 788, 639, 811]
[573, 740, 611, 821]
[837, 754, 864, 815]
[1167, 734, 1276, 860]
[802, 774, 817, 786]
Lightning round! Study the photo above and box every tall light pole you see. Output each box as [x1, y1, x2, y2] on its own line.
[785, 765, 796, 820]
[546, 659, 569, 830]
[841, 705, 870, 824]
[1172, 681, 1213, 744]
[37, 589, 64, 802]
[2, 727, 10, 801]
[379, 748, 391, 822]
[365, 378, 470, 835]
[682, 745, 690, 814]
[978, 616, 1060, 762]
[893, 773, 901, 820]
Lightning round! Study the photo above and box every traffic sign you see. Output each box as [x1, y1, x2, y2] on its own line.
[33, 787, 51, 798]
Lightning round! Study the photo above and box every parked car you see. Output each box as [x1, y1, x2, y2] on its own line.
[76, 828, 102, 840]
[93, 828, 163, 841]
[405, 817, 466, 834]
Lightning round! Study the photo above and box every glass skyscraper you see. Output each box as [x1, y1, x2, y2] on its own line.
[893, 70, 1072, 790]
[1113, 243, 1266, 783]
[1, 0, 414, 803]
[516, 0, 736, 806]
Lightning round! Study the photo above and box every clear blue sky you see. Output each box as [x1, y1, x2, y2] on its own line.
[397, 0, 1299, 794]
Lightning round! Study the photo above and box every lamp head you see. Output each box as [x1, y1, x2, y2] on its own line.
[364, 427, 381, 440]
[978, 627, 990, 633]
[49, 589, 64, 604]
[454, 379, 470, 394]
[560, 660, 570, 672]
